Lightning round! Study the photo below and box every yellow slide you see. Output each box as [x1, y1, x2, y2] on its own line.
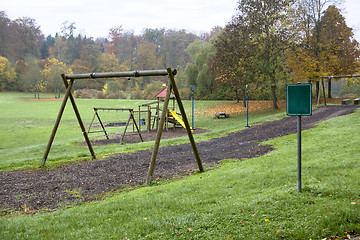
[169, 110, 193, 133]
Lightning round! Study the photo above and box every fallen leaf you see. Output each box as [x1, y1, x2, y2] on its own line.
[351, 202, 356, 205]
[188, 228, 194, 232]
[227, 237, 233, 240]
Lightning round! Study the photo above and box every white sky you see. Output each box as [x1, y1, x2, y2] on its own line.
[1, 0, 359, 41]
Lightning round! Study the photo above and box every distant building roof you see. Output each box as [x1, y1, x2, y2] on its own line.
[155, 87, 175, 98]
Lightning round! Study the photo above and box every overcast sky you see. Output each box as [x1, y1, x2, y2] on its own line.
[1, 0, 359, 41]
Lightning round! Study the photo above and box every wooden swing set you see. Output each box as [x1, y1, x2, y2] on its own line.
[40, 68, 204, 185]
[87, 107, 143, 143]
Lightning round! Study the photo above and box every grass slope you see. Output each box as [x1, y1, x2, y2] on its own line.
[0, 107, 359, 239]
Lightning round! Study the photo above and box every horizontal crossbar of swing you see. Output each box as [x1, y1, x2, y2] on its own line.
[94, 107, 133, 111]
[133, 110, 149, 113]
[88, 130, 107, 133]
[139, 100, 163, 106]
[64, 69, 177, 80]
[321, 74, 360, 79]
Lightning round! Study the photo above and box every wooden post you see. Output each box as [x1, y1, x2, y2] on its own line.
[147, 105, 151, 132]
[317, 81, 321, 106]
[321, 79, 327, 106]
[120, 109, 144, 143]
[146, 68, 204, 185]
[138, 105, 141, 132]
[167, 68, 204, 174]
[87, 110, 97, 133]
[41, 77, 74, 168]
[64, 75, 96, 160]
[130, 110, 143, 142]
[156, 100, 160, 130]
[146, 83, 173, 184]
[95, 109, 109, 139]
[121, 110, 133, 143]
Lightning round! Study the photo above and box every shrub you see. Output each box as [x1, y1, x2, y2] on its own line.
[73, 89, 103, 99]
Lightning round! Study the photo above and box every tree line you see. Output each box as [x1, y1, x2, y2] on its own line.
[1, 0, 359, 106]
[206, 0, 359, 108]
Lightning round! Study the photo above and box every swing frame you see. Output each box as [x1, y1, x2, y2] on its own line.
[40, 68, 204, 185]
[87, 107, 143, 143]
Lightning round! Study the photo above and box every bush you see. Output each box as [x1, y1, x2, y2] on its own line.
[106, 91, 127, 99]
[73, 89, 103, 99]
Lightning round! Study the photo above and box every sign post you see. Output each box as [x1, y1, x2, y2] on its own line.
[286, 83, 312, 192]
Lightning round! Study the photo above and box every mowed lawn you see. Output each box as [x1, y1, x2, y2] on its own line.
[0, 92, 359, 239]
[0, 92, 285, 171]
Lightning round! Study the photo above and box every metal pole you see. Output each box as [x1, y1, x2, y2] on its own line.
[297, 115, 302, 192]
[246, 92, 250, 127]
[192, 95, 194, 130]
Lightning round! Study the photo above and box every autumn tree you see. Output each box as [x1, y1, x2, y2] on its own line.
[41, 58, 72, 97]
[95, 53, 129, 92]
[0, 56, 16, 91]
[143, 28, 166, 68]
[12, 17, 43, 59]
[319, 5, 359, 75]
[0, 11, 11, 58]
[105, 26, 123, 58]
[288, 1, 359, 98]
[20, 57, 43, 94]
[0, 13, 43, 60]
[287, 0, 332, 98]
[214, 0, 293, 107]
[49, 37, 71, 65]
[72, 44, 102, 73]
[134, 40, 158, 89]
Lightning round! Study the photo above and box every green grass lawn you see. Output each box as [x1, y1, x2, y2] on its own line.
[0, 93, 359, 239]
[0, 92, 286, 171]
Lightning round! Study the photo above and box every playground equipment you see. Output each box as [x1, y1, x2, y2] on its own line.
[87, 107, 143, 143]
[169, 110, 193, 133]
[137, 87, 189, 133]
[138, 100, 162, 132]
[40, 69, 204, 185]
[319, 74, 360, 105]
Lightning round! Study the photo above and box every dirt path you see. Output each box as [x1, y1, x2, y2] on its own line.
[0, 105, 358, 214]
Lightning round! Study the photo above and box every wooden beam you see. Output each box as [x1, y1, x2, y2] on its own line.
[40, 76, 74, 168]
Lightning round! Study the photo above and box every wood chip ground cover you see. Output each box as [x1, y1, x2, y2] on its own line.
[0, 105, 358, 214]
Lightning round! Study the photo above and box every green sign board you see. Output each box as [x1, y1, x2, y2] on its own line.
[287, 83, 312, 116]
